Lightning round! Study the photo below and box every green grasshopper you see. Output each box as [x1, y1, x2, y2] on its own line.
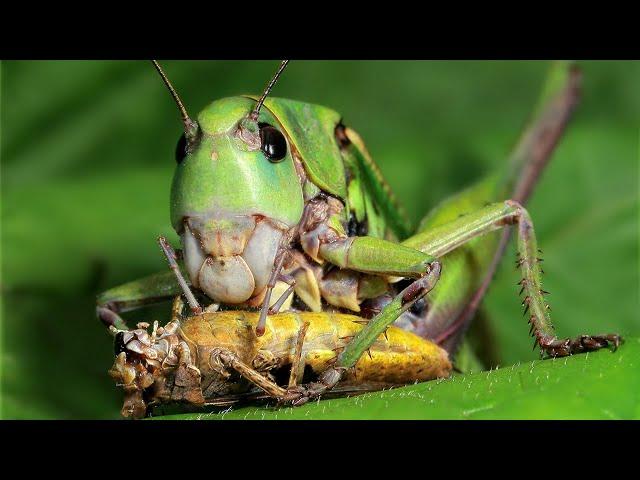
[98, 60, 620, 406]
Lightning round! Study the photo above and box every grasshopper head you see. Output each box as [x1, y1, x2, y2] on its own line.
[154, 61, 304, 306]
[170, 97, 304, 304]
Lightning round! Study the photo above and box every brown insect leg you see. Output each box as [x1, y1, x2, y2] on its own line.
[215, 350, 288, 399]
[171, 295, 185, 321]
[256, 246, 288, 336]
[269, 282, 296, 315]
[171, 342, 205, 406]
[158, 236, 202, 315]
[288, 321, 310, 389]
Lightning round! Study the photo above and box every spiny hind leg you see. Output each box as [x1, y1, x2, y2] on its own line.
[283, 200, 623, 406]
[503, 201, 620, 356]
[406, 200, 621, 357]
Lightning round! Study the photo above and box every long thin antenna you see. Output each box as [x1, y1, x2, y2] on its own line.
[151, 60, 196, 134]
[250, 60, 289, 121]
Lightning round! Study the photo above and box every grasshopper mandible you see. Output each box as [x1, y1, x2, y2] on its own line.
[98, 60, 621, 408]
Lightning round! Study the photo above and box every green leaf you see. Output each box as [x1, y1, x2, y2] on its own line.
[156, 338, 639, 420]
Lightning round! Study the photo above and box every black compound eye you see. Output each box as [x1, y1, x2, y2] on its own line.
[259, 123, 287, 162]
[175, 133, 187, 164]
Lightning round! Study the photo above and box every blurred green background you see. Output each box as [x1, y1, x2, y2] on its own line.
[1, 61, 638, 419]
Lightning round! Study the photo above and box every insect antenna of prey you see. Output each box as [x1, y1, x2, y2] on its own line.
[151, 60, 197, 135]
[250, 60, 289, 121]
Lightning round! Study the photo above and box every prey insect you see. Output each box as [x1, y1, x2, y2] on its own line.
[107, 296, 452, 418]
[98, 60, 621, 412]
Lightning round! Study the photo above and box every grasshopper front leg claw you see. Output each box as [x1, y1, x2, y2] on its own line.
[538, 334, 622, 358]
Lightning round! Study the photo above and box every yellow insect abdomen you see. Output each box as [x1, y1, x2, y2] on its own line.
[179, 311, 452, 386]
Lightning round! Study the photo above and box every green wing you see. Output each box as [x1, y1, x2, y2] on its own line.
[344, 127, 413, 240]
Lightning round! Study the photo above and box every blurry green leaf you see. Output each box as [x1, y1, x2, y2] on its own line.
[156, 338, 639, 420]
